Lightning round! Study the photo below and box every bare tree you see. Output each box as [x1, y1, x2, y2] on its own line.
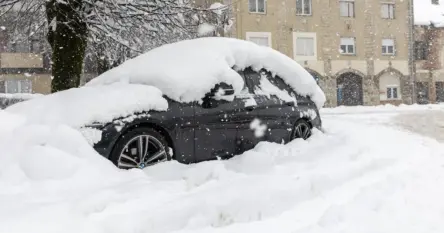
[0, 0, 232, 92]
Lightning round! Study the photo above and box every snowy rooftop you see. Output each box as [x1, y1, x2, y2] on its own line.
[415, 0, 444, 27]
[87, 37, 326, 109]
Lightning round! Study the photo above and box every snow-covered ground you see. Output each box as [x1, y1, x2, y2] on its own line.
[2, 105, 444, 233]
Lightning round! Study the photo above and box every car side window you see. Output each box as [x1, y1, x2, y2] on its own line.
[236, 70, 250, 95]
[243, 68, 261, 94]
[242, 68, 297, 103]
[265, 74, 296, 96]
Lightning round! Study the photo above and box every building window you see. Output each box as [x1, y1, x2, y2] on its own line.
[339, 0, 355, 17]
[246, 32, 271, 47]
[414, 41, 427, 60]
[387, 86, 398, 99]
[296, 0, 312, 15]
[381, 3, 395, 19]
[249, 0, 266, 13]
[293, 32, 317, 60]
[30, 39, 41, 53]
[5, 80, 32, 93]
[11, 40, 30, 53]
[0, 80, 4, 93]
[382, 39, 395, 55]
[436, 82, 444, 103]
[7, 39, 38, 53]
[432, 0, 439, 5]
[340, 37, 355, 55]
[296, 38, 314, 56]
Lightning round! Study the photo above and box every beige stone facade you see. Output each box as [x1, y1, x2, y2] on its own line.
[228, 0, 414, 107]
[414, 26, 444, 104]
[0, 52, 52, 95]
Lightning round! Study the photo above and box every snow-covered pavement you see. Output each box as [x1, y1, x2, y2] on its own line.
[2, 105, 444, 233]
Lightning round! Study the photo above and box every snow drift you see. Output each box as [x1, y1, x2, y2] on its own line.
[0, 93, 43, 109]
[86, 37, 326, 109]
[2, 106, 444, 233]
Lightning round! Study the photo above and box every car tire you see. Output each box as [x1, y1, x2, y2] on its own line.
[291, 119, 312, 140]
[109, 127, 171, 169]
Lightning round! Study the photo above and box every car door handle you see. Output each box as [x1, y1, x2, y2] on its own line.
[284, 101, 295, 106]
[245, 106, 256, 111]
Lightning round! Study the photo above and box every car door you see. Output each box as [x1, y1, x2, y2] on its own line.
[232, 71, 264, 154]
[166, 100, 196, 164]
[194, 82, 255, 162]
[243, 68, 297, 144]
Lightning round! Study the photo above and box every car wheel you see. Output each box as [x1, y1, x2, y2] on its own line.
[291, 119, 312, 140]
[110, 127, 171, 169]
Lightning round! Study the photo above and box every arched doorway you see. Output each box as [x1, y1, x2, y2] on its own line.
[337, 72, 363, 106]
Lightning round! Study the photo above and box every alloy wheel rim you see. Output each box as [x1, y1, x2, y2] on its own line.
[293, 122, 311, 140]
[118, 135, 167, 169]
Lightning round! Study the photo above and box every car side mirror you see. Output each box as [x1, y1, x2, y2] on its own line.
[208, 83, 235, 98]
[212, 87, 234, 97]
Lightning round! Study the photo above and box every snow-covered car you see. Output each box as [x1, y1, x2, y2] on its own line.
[6, 37, 326, 169]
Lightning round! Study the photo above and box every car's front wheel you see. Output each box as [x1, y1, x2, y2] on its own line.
[110, 127, 171, 169]
[291, 119, 312, 140]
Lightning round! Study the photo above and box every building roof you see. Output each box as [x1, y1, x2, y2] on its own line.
[415, 0, 444, 27]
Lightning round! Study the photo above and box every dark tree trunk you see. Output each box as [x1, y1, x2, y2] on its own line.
[46, 0, 87, 92]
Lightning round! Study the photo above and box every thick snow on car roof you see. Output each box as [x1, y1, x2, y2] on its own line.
[86, 37, 326, 109]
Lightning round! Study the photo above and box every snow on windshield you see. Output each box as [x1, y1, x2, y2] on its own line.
[86, 37, 326, 109]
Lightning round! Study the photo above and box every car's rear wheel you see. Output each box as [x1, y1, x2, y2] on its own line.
[291, 119, 312, 140]
[110, 127, 171, 169]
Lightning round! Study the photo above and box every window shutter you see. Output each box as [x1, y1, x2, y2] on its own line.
[340, 2, 348, 16]
[0, 80, 4, 93]
[257, 0, 265, 12]
[296, 0, 302, 14]
[306, 38, 314, 56]
[249, 0, 256, 12]
[381, 5, 388, 18]
[296, 38, 305, 55]
[303, 0, 311, 14]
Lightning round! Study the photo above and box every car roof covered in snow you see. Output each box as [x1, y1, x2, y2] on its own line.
[86, 37, 326, 109]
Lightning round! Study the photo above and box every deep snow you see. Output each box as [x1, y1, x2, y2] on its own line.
[2, 105, 444, 232]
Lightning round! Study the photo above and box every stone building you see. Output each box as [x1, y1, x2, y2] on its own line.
[0, 13, 97, 95]
[225, 0, 415, 107]
[413, 19, 444, 104]
[0, 21, 52, 94]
